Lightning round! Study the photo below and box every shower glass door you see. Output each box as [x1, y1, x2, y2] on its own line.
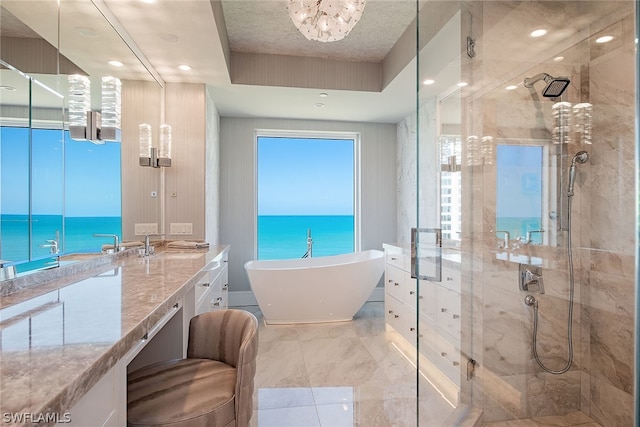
[414, 0, 638, 425]
[413, 2, 468, 424]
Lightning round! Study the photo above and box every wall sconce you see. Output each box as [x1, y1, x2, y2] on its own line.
[68, 75, 121, 144]
[139, 123, 172, 168]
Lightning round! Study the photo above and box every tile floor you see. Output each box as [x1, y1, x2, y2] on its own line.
[235, 302, 601, 427]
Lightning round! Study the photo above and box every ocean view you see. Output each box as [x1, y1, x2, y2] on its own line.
[258, 215, 354, 260]
[1, 215, 122, 261]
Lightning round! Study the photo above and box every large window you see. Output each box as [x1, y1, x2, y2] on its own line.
[256, 133, 357, 260]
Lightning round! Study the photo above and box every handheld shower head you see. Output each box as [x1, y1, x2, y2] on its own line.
[524, 73, 571, 98]
[568, 151, 589, 196]
[571, 151, 589, 165]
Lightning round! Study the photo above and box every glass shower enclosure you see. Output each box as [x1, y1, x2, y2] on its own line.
[406, 1, 637, 425]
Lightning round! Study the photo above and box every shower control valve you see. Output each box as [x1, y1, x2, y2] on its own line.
[519, 264, 545, 294]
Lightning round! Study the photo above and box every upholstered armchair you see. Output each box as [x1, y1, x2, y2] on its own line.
[127, 309, 259, 427]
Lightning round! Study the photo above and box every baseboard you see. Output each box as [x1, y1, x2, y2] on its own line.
[228, 291, 257, 307]
[229, 286, 385, 308]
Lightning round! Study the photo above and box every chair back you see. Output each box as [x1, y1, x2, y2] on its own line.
[187, 309, 259, 426]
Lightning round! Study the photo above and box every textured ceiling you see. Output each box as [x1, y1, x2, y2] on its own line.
[222, 0, 417, 62]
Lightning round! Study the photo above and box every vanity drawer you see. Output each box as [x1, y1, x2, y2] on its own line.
[386, 251, 408, 271]
[403, 274, 418, 309]
[385, 294, 404, 333]
[385, 265, 405, 301]
[417, 279, 436, 321]
[435, 286, 461, 340]
[441, 265, 461, 293]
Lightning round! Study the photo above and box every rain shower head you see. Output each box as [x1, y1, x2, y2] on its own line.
[523, 73, 571, 98]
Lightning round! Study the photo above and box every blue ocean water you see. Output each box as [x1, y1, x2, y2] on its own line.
[1, 214, 122, 261]
[258, 215, 354, 260]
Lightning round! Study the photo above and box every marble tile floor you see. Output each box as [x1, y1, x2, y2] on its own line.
[234, 301, 458, 427]
[482, 411, 601, 427]
[232, 302, 601, 427]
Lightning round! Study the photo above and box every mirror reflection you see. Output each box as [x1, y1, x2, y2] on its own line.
[0, 1, 160, 279]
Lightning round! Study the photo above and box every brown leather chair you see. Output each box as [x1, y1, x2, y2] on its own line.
[127, 309, 259, 427]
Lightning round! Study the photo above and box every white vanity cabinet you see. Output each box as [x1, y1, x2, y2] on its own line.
[383, 243, 461, 404]
[195, 247, 229, 315]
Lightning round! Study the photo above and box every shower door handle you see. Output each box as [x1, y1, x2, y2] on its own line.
[410, 227, 442, 282]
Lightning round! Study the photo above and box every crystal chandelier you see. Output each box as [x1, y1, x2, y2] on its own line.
[288, 0, 366, 42]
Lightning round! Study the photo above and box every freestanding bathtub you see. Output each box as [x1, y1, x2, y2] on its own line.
[244, 250, 384, 324]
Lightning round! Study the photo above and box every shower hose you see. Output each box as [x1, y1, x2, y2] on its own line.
[530, 194, 575, 375]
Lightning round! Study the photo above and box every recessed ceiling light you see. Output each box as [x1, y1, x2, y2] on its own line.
[319, 92, 328, 97]
[423, 79, 435, 85]
[178, 64, 192, 71]
[314, 103, 325, 108]
[108, 60, 124, 67]
[75, 27, 98, 38]
[530, 29, 547, 38]
[457, 82, 468, 87]
[596, 35, 614, 43]
[505, 85, 518, 91]
[553, 56, 565, 62]
[0, 85, 16, 91]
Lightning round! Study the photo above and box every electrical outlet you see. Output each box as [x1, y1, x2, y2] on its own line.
[170, 223, 193, 235]
[134, 223, 158, 235]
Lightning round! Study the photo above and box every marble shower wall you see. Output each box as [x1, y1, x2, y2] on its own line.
[468, 1, 636, 424]
[396, 1, 636, 425]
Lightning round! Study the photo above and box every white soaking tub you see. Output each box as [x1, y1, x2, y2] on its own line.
[244, 250, 384, 324]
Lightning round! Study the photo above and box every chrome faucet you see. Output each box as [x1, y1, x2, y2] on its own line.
[94, 234, 120, 253]
[525, 230, 544, 245]
[495, 230, 510, 249]
[41, 231, 60, 254]
[143, 234, 164, 256]
[301, 229, 313, 258]
[41, 239, 59, 254]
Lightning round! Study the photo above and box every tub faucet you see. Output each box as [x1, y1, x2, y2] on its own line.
[41, 239, 59, 254]
[94, 233, 120, 252]
[495, 230, 510, 249]
[302, 229, 313, 258]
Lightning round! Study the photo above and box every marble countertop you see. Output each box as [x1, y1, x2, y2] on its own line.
[0, 245, 228, 425]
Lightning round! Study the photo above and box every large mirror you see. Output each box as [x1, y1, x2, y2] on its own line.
[0, 1, 162, 278]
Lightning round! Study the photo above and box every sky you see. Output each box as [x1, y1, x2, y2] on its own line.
[1, 127, 122, 217]
[496, 144, 543, 218]
[257, 136, 354, 216]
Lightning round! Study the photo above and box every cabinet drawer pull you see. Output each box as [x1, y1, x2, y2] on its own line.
[216, 297, 223, 302]
[222, 284, 228, 290]
[410, 327, 416, 332]
[394, 314, 399, 318]
[446, 277, 453, 281]
[200, 282, 210, 287]
[409, 291, 415, 295]
[391, 257, 397, 260]
[453, 361, 460, 366]
[441, 308, 447, 312]
[388, 310, 393, 314]
[394, 282, 400, 287]
[452, 314, 460, 319]
[213, 302, 220, 306]
[441, 352, 447, 357]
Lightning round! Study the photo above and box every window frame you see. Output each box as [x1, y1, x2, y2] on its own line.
[253, 129, 361, 260]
